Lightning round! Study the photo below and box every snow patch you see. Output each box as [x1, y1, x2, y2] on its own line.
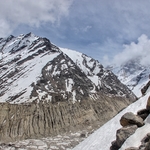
[65, 78, 74, 92]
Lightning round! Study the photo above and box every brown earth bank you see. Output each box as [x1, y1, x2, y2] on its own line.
[0, 94, 135, 143]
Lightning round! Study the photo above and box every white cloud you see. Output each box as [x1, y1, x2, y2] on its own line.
[0, 19, 14, 37]
[83, 26, 92, 32]
[112, 34, 150, 66]
[0, 0, 73, 36]
[102, 55, 109, 66]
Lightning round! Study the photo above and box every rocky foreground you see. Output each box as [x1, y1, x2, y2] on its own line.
[0, 132, 86, 150]
[111, 82, 150, 150]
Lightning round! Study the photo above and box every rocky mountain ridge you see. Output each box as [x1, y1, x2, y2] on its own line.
[0, 32, 136, 103]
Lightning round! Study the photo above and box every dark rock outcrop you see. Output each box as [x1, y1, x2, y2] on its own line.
[137, 109, 149, 120]
[141, 80, 150, 95]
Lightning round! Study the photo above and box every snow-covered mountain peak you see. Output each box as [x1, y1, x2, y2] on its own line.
[110, 58, 150, 97]
[0, 33, 136, 104]
[0, 32, 38, 53]
[61, 48, 104, 76]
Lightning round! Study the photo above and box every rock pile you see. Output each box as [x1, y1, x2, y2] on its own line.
[110, 96, 150, 150]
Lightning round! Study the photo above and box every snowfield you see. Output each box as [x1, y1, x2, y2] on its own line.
[73, 91, 149, 150]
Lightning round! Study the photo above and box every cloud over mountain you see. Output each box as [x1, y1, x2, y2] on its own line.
[1, 0, 150, 65]
[112, 34, 150, 66]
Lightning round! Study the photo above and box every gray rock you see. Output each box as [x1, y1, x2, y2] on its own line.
[120, 112, 144, 127]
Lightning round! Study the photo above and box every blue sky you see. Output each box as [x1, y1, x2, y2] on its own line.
[1, 0, 150, 66]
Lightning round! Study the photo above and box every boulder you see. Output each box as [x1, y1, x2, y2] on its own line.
[120, 112, 144, 127]
[137, 109, 149, 120]
[110, 125, 137, 150]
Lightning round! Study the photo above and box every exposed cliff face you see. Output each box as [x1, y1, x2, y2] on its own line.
[0, 33, 137, 142]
